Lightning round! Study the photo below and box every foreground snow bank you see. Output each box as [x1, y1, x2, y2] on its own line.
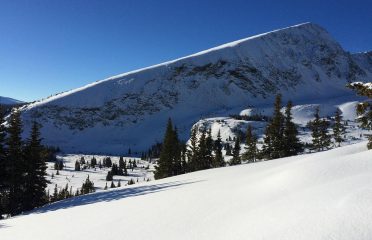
[1, 142, 372, 240]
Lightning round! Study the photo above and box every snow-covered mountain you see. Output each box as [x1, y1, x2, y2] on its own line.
[0, 96, 23, 105]
[19, 23, 372, 154]
[1, 142, 372, 240]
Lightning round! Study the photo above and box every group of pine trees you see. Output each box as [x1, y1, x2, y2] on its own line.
[155, 94, 351, 180]
[0, 109, 48, 218]
[154, 118, 228, 180]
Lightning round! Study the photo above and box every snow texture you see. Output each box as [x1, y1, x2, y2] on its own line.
[1, 142, 371, 240]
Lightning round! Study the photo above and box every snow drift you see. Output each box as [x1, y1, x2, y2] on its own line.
[1, 142, 371, 240]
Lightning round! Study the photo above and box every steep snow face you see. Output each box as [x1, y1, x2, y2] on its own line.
[19, 23, 371, 154]
[0, 96, 23, 105]
[1, 142, 372, 240]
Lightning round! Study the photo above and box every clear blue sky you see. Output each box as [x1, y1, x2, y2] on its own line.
[1, 0, 371, 102]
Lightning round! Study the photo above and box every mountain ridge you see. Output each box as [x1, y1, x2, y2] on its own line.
[18, 22, 371, 154]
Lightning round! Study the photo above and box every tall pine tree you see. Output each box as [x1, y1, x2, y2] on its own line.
[230, 137, 241, 165]
[23, 122, 48, 211]
[243, 125, 258, 163]
[283, 101, 302, 156]
[212, 130, 225, 167]
[333, 108, 346, 147]
[308, 107, 331, 151]
[6, 110, 25, 216]
[154, 118, 181, 179]
[262, 94, 285, 159]
[0, 107, 7, 218]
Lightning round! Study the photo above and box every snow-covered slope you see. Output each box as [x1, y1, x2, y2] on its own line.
[19, 23, 371, 154]
[0, 96, 23, 105]
[1, 142, 371, 240]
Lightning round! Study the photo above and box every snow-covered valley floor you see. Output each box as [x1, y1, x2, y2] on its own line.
[1, 142, 371, 240]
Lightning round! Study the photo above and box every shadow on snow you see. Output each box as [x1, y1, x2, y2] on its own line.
[28, 180, 201, 215]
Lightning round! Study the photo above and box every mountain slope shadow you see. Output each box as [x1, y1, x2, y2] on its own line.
[29, 180, 201, 215]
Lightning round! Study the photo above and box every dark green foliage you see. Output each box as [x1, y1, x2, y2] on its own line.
[90, 157, 97, 167]
[230, 137, 241, 165]
[6, 111, 25, 216]
[307, 107, 331, 151]
[54, 160, 63, 170]
[224, 143, 232, 156]
[81, 175, 95, 194]
[111, 163, 119, 175]
[348, 82, 372, 149]
[119, 157, 125, 169]
[283, 101, 303, 156]
[103, 157, 112, 168]
[333, 108, 346, 147]
[110, 181, 116, 188]
[262, 95, 303, 159]
[117, 180, 121, 187]
[106, 171, 113, 181]
[75, 160, 81, 171]
[262, 94, 285, 159]
[186, 127, 199, 172]
[79, 156, 85, 165]
[0, 107, 7, 218]
[127, 178, 135, 185]
[243, 125, 258, 162]
[22, 122, 48, 211]
[212, 130, 225, 167]
[154, 118, 182, 179]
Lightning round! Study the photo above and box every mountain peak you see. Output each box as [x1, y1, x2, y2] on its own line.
[19, 23, 371, 154]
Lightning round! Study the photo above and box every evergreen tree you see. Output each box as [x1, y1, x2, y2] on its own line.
[283, 101, 303, 156]
[51, 184, 58, 202]
[225, 143, 232, 156]
[212, 130, 225, 167]
[79, 156, 85, 165]
[75, 160, 81, 171]
[23, 122, 48, 211]
[111, 163, 119, 175]
[319, 119, 332, 151]
[308, 107, 331, 151]
[0, 107, 7, 218]
[307, 107, 322, 152]
[106, 171, 113, 181]
[197, 129, 208, 170]
[205, 129, 214, 169]
[348, 82, 372, 149]
[154, 118, 181, 179]
[230, 137, 241, 165]
[6, 110, 25, 215]
[81, 175, 95, 194]
[119, 156, 125, 169]
[333, 108, 346, 147]
[262, 94, 285, 159]
[90, 157, 97, 167]
[187, 127, 199, 172]
[243, 125, 258, 163]
[110, 181, 116, 188]
[117, 180, 121, 187]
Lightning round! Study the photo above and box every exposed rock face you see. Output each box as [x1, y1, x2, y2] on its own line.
[19, 23, 371, 154]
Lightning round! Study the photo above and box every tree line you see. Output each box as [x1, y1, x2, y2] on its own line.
[0, 110, 48, 218]
[155, 94, 349, 180]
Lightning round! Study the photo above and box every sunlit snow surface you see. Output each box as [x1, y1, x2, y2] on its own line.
[1, 142, 371, 240]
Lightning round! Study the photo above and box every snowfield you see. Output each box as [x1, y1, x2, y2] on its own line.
[16, 22, 372, 154]
[1, 142, 371, 240]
